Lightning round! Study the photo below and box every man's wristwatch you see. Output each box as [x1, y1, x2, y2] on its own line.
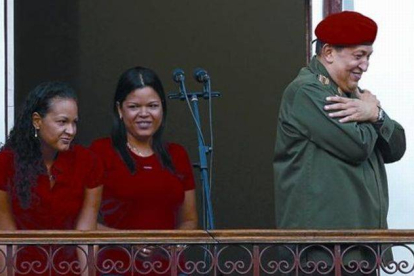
[376, 106, 385, 123]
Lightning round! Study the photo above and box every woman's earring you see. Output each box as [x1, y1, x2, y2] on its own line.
[34, 128, 38, 138]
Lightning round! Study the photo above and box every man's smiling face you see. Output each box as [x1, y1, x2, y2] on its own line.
[328, 45, 373, 93]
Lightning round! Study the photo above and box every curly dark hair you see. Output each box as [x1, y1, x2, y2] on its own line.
[2, 82, 77, 209]
[112, 66, 175, 174]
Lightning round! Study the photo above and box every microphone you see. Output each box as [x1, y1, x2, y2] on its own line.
[193, 68, 210, 83]
[172, 68, 185, 83]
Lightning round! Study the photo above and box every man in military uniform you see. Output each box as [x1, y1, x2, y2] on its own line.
[273, 11, 406, 275]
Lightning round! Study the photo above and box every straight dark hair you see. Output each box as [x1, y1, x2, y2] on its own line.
[3, 82, 77, 208]
[111, 66, 174, 174]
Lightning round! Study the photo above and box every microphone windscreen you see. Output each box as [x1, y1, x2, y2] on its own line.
[172, 68, 185, 83]
[193, 68, 209, 82]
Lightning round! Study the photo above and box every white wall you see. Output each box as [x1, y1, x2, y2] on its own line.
[0, 0, 14, 145]
[0, 0, 5, 145]
[353, 0, 414, 230]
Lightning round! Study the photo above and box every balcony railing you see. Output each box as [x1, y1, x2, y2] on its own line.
[2, 230, 414, 275]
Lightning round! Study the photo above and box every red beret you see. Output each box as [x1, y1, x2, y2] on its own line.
[315, 11, 377, 45]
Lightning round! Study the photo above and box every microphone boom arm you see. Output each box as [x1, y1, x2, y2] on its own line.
[169, 69, 220, 231]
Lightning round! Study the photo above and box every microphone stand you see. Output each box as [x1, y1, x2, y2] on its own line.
[169, 82, 220, 231]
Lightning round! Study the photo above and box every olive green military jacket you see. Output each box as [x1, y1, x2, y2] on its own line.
[274, 56, 406, 230]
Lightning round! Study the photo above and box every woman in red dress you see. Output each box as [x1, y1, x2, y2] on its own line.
[0, 82, 103, 275]
[90, 66, 198, 275]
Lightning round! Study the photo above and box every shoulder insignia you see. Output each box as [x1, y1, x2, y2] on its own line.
[318, 74, 330, 85]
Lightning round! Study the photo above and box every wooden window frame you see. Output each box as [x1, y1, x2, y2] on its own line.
[306, 0, 343, 63]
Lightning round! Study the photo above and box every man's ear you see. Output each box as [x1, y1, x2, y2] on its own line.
[32, 112, 42, 129]
[321, 44, 335, 64]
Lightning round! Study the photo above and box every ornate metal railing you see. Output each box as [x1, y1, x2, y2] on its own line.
[2, 230, 414, 275]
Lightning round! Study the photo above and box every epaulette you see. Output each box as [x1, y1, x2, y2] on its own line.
[318, 74, 330, 85]
[318, 74, 345, 96]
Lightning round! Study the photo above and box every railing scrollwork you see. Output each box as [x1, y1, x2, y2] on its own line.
[2, 230, 414, 275]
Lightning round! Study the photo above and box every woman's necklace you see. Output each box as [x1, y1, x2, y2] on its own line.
[126, 142, 153, 157]
[44, 152, 58, 187]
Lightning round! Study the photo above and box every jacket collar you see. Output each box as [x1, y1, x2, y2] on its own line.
[51, 145, 76, 175]
[308, 56, 348, 97]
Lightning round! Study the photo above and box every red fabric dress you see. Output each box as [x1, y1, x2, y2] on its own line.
[89, 138, 196, 275]
[0, 145, 103, 276]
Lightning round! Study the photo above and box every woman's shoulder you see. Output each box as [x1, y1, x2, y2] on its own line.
[88, 137, 119, 165]
[90, 137, 112, 149]
[0, 148, 15, 188]
[67, 145, 104, 188]
[89, 137, 115, 155]
[69, 144, 99, 162]
[166, 143, 192, 165]
[165, 143, 195, 188]
[166, 142, 188, 155]
[0, 147, 14, 161]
